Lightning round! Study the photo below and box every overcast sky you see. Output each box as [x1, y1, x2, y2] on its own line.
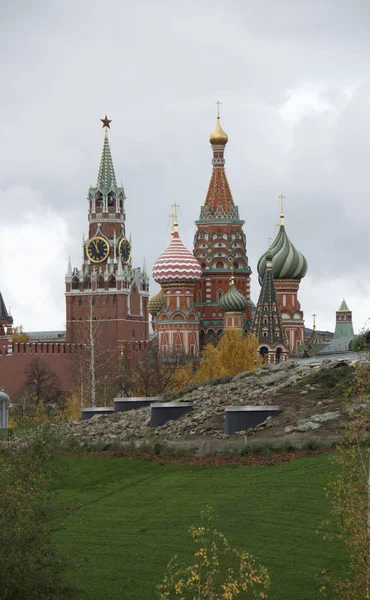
[1, 0, 370, 334]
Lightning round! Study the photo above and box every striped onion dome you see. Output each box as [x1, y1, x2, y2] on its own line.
[257, 217, 308, 282]
[152, 230, 202, 284]
[148, 290, 164, 316]
[219, 283, 248, 313]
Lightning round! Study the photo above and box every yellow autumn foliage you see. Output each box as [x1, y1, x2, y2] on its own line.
[157, 508, 270, 599]
[196, 330, 261, 383]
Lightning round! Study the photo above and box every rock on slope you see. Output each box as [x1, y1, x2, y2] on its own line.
[64, 356, 358, 446]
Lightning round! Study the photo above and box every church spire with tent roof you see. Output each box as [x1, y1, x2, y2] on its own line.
[252, 251, 288, 364]
[193, 104, 252, 346]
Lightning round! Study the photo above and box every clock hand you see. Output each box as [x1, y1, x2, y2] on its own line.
[93, 240, 99, 252]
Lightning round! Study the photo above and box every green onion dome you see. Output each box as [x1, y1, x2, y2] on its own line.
[219, 283, 248, 313]
[257, 216, 308, 282]
[148, 290, 164, 317]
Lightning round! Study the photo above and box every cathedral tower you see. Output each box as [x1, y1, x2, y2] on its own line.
[193, 112, 252, 345]
[252, 251, 288, 363]
[257, 205, 307, 353]
[153, 216, 202, 357]
[65, 117, 149, 363]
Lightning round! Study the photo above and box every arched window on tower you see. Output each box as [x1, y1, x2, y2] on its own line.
[95, 192, 103, 209]
[107, 192, 115, 208]
[97, 275, 104, 289]
[72, 276, 79, 290]
[207, 329, 215, 343]
[216, 260, 224, 269]
[84, 276, 91, 290]
[108, 275, 116, 288]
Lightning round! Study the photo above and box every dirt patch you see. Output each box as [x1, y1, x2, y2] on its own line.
[70, 448, 333, 468]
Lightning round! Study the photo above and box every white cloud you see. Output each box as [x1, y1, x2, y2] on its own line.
[0, 186, 70, 330]
[2, 0, 370, 335]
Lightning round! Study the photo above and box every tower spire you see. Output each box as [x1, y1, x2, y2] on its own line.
[97, 116, 117, 192]
[199, 105, 239, 221]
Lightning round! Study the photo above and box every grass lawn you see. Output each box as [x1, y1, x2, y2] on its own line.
[55, 453, 347, 599]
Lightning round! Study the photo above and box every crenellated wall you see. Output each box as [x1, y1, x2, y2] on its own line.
[0, 344, 74, 399]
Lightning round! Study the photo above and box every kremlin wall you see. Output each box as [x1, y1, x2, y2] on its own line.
[0, 114, 355, 400]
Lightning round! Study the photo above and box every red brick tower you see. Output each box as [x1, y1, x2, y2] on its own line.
[193, 112, 252, 345]
[65, 117, 149, 363]
[0, 293, 13, 357]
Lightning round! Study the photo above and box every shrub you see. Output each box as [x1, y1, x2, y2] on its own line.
[0, 424, 77, 599]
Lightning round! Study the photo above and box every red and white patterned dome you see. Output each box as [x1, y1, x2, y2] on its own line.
[153, 231, 202, 283]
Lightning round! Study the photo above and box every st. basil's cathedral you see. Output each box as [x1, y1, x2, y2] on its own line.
[150, 113, 308, 365]
[0, 111, 315, 398]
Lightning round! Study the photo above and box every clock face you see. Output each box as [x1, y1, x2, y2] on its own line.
[86, 237, 110, 263]
[118, 237, 131, 264]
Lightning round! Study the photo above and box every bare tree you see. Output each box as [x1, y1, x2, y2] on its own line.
[132, 344, 191, 396]
[72, 278, 118, 407]
[22, 358, 61, 405]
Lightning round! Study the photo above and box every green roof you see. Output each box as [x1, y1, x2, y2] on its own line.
[0, 293, 8, 319]
[252, 264, 288, 348]
[96, 131, 117, 192]
[337, 299, 350, 311]
[257, 221, 307, 281]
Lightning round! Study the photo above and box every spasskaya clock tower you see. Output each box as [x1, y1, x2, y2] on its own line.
[65, 116, 149, 363]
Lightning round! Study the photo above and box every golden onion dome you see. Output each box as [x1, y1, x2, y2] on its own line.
[209, 117, 228, 146]
[148, 290, 164, 317]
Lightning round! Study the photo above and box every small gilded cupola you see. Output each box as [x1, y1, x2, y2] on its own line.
[209, 116, 228, 146]
[257, 211, 307, 282]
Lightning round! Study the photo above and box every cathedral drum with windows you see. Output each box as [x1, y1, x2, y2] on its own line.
[152, 218, 202, 357]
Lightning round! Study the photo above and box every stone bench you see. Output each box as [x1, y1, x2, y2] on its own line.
[114, 397, 160, 412]
[224, 406, 282, 435]
[150, 402, 193, 428]
[81, 407, 115, 421]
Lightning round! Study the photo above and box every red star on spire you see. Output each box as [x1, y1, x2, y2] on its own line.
[100, 115, 112, 129]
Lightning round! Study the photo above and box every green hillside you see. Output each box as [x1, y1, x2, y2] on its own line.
[54, 453, 347, 599]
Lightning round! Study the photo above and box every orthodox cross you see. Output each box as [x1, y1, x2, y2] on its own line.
[169, 212, 175, 231]
[171, 203, 180, 223]
[215, 100, 222, 118]
[312, 313, 317, 331]
[278, 194, 286, 214]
